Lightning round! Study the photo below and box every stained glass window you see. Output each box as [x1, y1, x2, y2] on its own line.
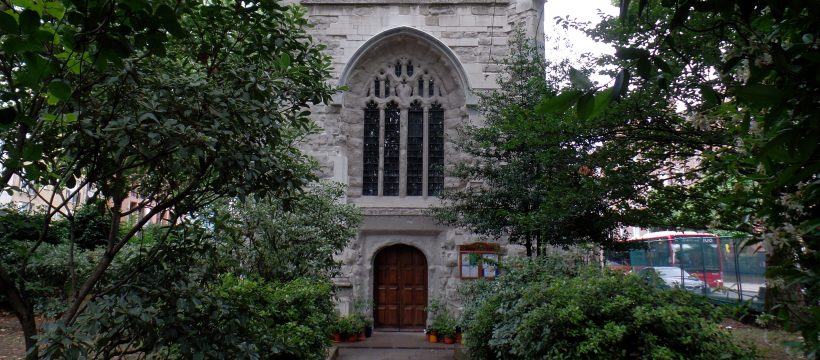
[383, 79, 390, 98]
[362, 60, 448, 198]
[428, 102, 444, 196]
[383, 101, 400, 196]
[374, 79, 380, 98]
[407, 101, 424, 196]
[363, 101, 380, 196]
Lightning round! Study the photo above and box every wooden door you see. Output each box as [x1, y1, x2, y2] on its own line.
[374, 244, 427, 330]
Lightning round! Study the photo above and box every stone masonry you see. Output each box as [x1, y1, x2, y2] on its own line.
[295, 0, 545, 323]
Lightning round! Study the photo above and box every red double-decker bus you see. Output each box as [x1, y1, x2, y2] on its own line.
[610, 231, 724, 288]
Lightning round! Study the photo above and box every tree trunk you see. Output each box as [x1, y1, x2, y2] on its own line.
[0, 268, 38, 359]
[525, 234, 532, 257]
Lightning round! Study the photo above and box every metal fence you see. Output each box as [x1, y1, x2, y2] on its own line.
[607, 235, 766, 310]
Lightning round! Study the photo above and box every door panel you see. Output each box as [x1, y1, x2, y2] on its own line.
[374, 244, 427, 330]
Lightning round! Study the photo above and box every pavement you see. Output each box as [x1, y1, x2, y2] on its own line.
[334, 331, 461, 360]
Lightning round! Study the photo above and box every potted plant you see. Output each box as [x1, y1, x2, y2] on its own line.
[425, 298, 445, 343]
[455, 325, 463, 344]
[439, 317, 456, 344]
[353, 315, 367, 341]
[330, 316, 343, 343]
[352, 298, 374, 338]
[337, 315, 357, 342]
[363, 317, 374, 337]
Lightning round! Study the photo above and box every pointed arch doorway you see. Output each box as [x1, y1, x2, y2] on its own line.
[373, 244, 428, 331]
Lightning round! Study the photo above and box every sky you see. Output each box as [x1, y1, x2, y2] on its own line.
[542, 0, 619, 84]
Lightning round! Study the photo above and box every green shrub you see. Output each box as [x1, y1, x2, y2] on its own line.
[460, 256, 754, 360]
[39, 272, 335, 360]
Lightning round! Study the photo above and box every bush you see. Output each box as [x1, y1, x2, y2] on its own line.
[39, 274, 334, 360]
[460, 256, 754, 360]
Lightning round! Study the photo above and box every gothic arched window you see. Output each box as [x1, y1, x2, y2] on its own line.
[361, 58, 446, 197]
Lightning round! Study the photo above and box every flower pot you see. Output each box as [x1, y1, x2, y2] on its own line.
[358, 332, 366, 341]
[347, 334, 358, 342]
[332, 333, 342, 343]
[365, 325, 373, 337]
[455, 332, 462, 344]
[428, 333, 438, 343]
[443, 336, 455, 344]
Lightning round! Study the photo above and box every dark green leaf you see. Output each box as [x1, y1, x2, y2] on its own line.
[48, 79, 72, 101]
[155, 4, 185, 37]
[734, 85, 782, 107]
[19, 10, 39, 34]
[612, 69, 630, 101]
[577, 92, 595, 120]
[652, 57, 672, 74]
[636, 57, 651, 80]
[569, 68, 593, 90]
[0, 107, 15, 125]
[279, 53, 291, 69]
[615, 47, 650, 60]
[699, 85, 720, 108]
[0, 11, 17, 34]
[669, 4, 691, 29]
[536, 90, 583, 115]
[590, 88, 614, 119]
[22, 143, 43, 162]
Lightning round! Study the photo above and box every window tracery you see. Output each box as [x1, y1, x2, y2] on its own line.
[360, 57, 448, 197]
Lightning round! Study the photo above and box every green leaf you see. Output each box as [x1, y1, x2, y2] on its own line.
[699, 85, 720, 108]
[734, 85, 782, 107]
[279, 53, 291, 69]
[19, 9, 39, 34]
[0, 107, 16, 125]
[590, 88, 614, 119]
[612, 69, 630, 101]
[636, 57, 651, 80]
[669, 4, 690, 29]
[536, 90, 583, 115]
[0, 11, 17, 34]
[569, 68, 593, 90]
[652, 57, 673, 74]
[47, 79, 72, 101]
[155, 4, 185, 37]
[576, 92, 595, 120]
[44, 1, 66, 19]
[615, 47, 650, 60]
[22, 143, 43, 162]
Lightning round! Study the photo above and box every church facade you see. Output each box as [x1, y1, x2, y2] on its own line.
[297, 0, 545, 330]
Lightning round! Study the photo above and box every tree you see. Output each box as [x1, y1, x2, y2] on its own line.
[0, 0, 335, 356]
[434, 29, 717, 256]
[547, 1, 818, 355]
[208, 181, 362, 282]
[33, 182, 359, 359]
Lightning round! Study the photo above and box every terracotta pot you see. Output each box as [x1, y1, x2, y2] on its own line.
[332, 333, 342, 343]
[455, 332, 462, 344]
[358, 332, 366, 341]
[443, 336, 454, 344]
[347, 334, 358, 342]
[428, 334, 438, 343]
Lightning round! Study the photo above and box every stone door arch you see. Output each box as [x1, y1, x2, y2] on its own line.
[373, 244, 427, 330]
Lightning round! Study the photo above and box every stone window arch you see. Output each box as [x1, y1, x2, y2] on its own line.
[359, 57, 447, 197]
